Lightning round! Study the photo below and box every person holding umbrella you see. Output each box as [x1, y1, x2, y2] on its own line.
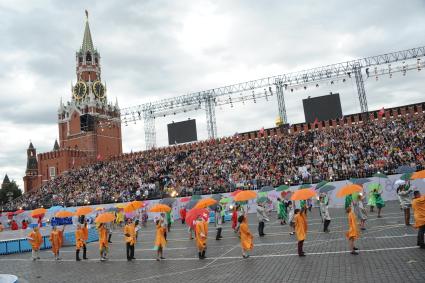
[49, 224, 65, 260]
[238, 215, 253, 258]
[412, 191, 425, 249]
[180, 207, 186, 225]
[27, 226, 42, 261]
[277, 198, 287, 225]
[346, 206, 360, 255]
[374, 188, 385, 218]
[319, 193, 331, 233]
[98, 223, 109, 261]
[195, 214, 208, 259]
[124, 218, 136, 261]
[215, 205, 223, 240]
[256, 202, 269, 237]
[294, 207, 307, 256]
[75, 224, 84, 261]
[154, 218, 167, 261]
[397, 182, 413, 225]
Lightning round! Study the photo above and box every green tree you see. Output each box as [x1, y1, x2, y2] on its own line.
[0, 177, 22, 205]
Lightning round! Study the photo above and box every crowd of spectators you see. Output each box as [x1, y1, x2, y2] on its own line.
[3, 113, 425, 211]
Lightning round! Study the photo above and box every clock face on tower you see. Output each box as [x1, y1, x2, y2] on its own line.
[73, 81, 87, 101]
[92, 81, 106, 100]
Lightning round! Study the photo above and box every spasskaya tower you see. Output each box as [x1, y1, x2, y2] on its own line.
[24, 12, 122, 192]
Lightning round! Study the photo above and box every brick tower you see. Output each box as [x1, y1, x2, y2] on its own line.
[57, 12, 122, 162]
[23, 12, 122, 192]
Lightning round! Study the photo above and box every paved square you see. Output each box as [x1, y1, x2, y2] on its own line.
[0, 201, 424, 283]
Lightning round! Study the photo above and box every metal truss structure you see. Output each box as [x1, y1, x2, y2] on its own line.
[121, 46, 425, 149]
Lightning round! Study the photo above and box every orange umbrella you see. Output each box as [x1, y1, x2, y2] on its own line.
[31, 208, 47, 217]
[124, 200, 146, 213]
[76, 207, 93, 216]
[230, 189, 243, 197]
[336, 184, 363, 198]
[95, 212, 116, 223]
[55, 211, 74, 218]
[291, 189, 316, 201]
[149, 204, 171, 213]
[194, 198, 217, 209]
[411, 170, 425, 180]
[234, 190, 257, 202]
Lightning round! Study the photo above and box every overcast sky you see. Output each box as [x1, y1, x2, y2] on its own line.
[0, 0, 424, 190]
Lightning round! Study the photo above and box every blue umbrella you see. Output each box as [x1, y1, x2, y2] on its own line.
[48, 206, 63, 213]
[319, 185, 336, 193]
[395, 165, 416, 174]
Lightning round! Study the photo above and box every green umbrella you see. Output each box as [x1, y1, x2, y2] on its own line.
[315, 181, 328, 190]
[275, 185, 289, 192]
[191, 195, 202, 200]
[400, 172, 413, 181]
[373, 172, 388, 178]
[258, 192, 268, 197]
[235, 201, 248, 205]
[256, 196, 269, 203]
[299, 184, 312, 189]
[219, 197, 232, 204]
[368, 183, 381, 191]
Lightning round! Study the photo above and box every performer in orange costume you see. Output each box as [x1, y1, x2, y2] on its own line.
[346, 206, 360, 255]
[27, 226, 42, 261]
[294, 207, 307, 256]
[195, 215, 208, 259]
[49, 225, 65, 260]
[124, 218, 136, 261]
[75, 224, 84, 261]
[238, 215, 254, 258]
[154, 219, 167, 261]
[98, 223, 109, 261]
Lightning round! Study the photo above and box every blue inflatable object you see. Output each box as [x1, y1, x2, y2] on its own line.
[50, 217, 73, 226]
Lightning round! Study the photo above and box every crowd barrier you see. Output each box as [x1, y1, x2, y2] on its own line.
[0, 227, 98, 256]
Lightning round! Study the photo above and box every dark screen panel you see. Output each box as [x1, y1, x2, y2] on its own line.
[167, 119, 198, 145]
[302, 93, 343, 123]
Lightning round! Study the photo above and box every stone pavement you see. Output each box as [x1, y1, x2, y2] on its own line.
[0, 201, 424, 283]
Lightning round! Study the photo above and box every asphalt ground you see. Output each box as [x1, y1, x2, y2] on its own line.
[0, 200, 424, 283]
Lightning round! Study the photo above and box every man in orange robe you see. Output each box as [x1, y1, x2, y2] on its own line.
[124, 218, 136, 261]
[412, 191, 425, 249]
[346, 206, 360, 255]
[49, 225, 65, 260]
[75, 224, 84, 261]
[98, 223, 109, 261]
[294, 208, 307, 256]
[195, 216, 208, 259]
[154, 219, 167, 261]
[81, 221, 89, 259]
[27, 226, 42, 261]
[238, 215, 253, 258]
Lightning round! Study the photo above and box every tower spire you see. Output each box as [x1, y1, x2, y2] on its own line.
[81, 10, 94, 53]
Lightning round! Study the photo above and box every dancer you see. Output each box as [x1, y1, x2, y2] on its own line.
[215, 205, 223, 240]
[346, 206, 360, 255]
[319, 193, 331, 233]
[287, 201, 295, 235]
[124, 218, 136, 261]
[180, 207, 186, 225]
[412, 191, 425, 249]
[257, 202, 269, 237]
[353, 193, 367, 230]
[49, 225, 65, 260]
[195, 215, 208, 259]
[368, 188, 377, 212]
[75, 224, 84, 261]
[27, 226, 42, 261]
[294, 207, 307, 256]
[154, 218, 167, 260]
[277, 198, 287, 225]
[374, 188, 385, 218]
[231, 205, 238, 232]
[98, 223, 109, 261]
[82, 221, 89, 259]
[166, 210, 173, 232]
[398, 183, 413, 225]
[238, 215, 253, 258]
